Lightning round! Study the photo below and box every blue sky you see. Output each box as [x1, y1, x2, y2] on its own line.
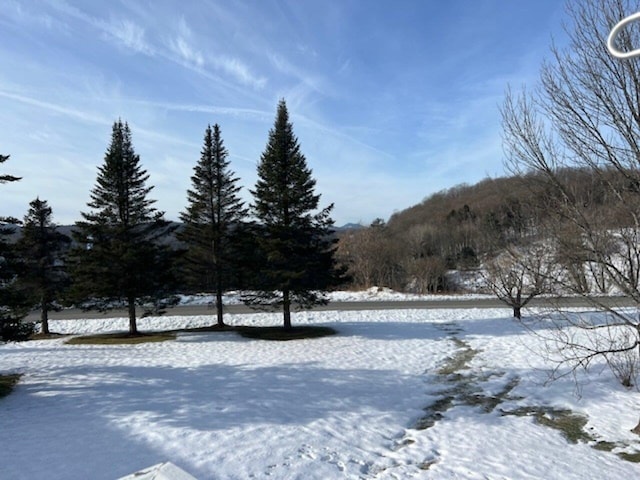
[0, 0, 568, 226]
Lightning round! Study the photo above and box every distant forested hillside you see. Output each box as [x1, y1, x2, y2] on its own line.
[336, 167, 627, 293]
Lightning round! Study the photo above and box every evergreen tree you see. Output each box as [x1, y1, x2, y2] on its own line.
[0, 154, 21, 185]
[179, 124, 248, 327]
[250, 100, 343, 329]
[71, 121, 176, 335]
[0, 154, 29, 340]
[17, 198, 70, 335]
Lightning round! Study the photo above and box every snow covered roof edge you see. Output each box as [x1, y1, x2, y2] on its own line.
[117, 462, 198, 480]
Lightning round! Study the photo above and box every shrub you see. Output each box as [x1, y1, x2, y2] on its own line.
[0, 321, 36, 342]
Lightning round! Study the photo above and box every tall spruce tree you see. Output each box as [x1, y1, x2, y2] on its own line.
[179, 124, 247, 327]
[0, 154, 29, 340]
[250, 100, 343, 329]
[71, 120, 176, 335]
[17, 198, 70, 335]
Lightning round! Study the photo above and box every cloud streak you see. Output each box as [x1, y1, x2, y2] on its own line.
[104, 17, 150, 54]
[168, 18, 204, 67]
[214, 56, 267, 90]
[0, 89, 110, 125]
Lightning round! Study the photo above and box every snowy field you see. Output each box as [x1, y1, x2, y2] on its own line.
[2, 305, 640, 479]
[177, 286, 492, 306]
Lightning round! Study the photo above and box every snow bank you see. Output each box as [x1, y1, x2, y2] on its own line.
[175, 287, 493, 307]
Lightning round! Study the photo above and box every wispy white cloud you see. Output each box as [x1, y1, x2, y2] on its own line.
[167, 17, 266, 89]
[292, 111, 395, 164]
[45, 2, 266, 98]
[269, 53, 330, 101]
[0, 89, 110, 125]
[3, 0, 60, 31]
[103, 17, 150, 54]
[0, 88, 201, 152]
[168, 18, 204, 67]
[122, 98, 272, 121]
[213, 56, 267, 90]
[169, 35, 204, 67]
[337, 58, 351, 75]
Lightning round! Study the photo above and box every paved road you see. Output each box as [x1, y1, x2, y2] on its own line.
[25, 296, 638, 321]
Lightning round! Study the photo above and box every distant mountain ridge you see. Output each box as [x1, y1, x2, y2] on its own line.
[6, 222, 362, 243]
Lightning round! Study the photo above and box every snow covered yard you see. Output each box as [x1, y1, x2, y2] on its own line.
[2, 308, 640, 479]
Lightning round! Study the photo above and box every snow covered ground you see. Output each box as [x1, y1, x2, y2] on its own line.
[2, 303, 640, 479]
[177, 286, 492, 306]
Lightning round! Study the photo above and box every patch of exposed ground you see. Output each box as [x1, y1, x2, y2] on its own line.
[416, 335, 522, 431]
[0, 374, 21, 399]
[411, 324, 640, 464]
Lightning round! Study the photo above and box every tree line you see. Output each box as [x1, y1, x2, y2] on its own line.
[0, 100, 344, 340]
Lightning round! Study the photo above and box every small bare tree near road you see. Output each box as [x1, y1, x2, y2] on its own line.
[483, 242, 557, 319]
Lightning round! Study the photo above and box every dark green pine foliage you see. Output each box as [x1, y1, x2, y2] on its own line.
[0, 154, 30, 340]
[0, 154, 21, 185]
[179, 124, 248, 327]
[71, 121, 176, 335]
[250, 100, 344, 329]
[17, 198, 70, 335]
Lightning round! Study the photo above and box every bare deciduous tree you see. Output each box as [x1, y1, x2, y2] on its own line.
[502, 0, 640, 430]
[336, 220, 402, 290]
[483, 242, 557, 319]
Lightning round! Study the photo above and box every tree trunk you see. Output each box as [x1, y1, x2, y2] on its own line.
[513, 305, 522, 319]
[213, 234, 225, 327]
[514, 290, 522, 319]
[40, 294, 49, 335]
[215, 287, 224, 327]
[128, 297, 138, 335]
[283, 289, 292, 330]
